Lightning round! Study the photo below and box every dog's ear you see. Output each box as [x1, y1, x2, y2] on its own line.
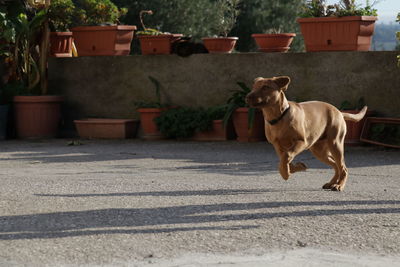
[273, 76, 291, 91]
[253, 77, 265, 84]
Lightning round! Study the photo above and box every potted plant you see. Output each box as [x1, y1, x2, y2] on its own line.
[252, 28, 296, 52]
[135, 76, 171, 140]
[202, 0, 241, 53]
[71, 0, 136, 56]
[136, 10, 183, 55]
[297, 0, 378, 51]
[48, 0, 75, 57]
[0, 9, 16, 139]
[223, 82, 265, 142]
[340, 97, 373, 146]
[154, 105, 235, 141]
[4, 1, 63, 139]
[360, 117, 400, 149]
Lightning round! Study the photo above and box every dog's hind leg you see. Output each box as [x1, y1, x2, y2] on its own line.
[310, 141, 340, 190]
[328, 140, 348, 191]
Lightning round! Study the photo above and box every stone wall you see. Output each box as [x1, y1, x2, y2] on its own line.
[48, 51, 400, 135]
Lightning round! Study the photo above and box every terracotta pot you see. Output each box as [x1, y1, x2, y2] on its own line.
[13, 95, 63, 139]
[74, 118, 138, 139]
[232, 108, 266, 142]
[137, 108, 166, 140]
[252, 33, 296, 52]
[192, 119, 236, 141]
[343, 110, 373, 146]
[297, 16, 377, 51]
[202, 37, 238, 53]
[71, 25, 136, 56]
[50, 32, 73, 57]
[138, 34, 183, 55]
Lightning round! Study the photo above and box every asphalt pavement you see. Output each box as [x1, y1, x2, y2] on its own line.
[0, 139, 399, 266]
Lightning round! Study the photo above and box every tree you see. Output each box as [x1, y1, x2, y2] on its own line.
[231, 0, 305, 52]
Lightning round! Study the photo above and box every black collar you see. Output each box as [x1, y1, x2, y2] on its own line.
[268, 106, 290, 125]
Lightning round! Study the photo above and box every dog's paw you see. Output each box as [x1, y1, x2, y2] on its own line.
[296, 162, 307, 171]
[322, 183, 334, 190]
[331, 184, 344, 191]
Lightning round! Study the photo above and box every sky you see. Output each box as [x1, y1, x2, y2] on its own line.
[326, 0, 400, 24]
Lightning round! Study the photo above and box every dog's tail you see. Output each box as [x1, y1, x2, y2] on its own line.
[341, 106, 368, 122]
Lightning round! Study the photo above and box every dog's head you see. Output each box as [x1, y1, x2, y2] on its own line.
[246, 76, 290, 108]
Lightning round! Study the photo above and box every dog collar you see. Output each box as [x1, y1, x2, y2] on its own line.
[268, 106, 290, 125]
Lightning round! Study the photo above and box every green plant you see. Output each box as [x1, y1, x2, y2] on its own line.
[369, 123, 400, 146]
[397, 12, 399, 66]
[264, 28, 283, 34]
[339, 97, 365, 110]
[300, 0, 378, 18]
[223, 81, 255, 129]
[48, 0, 75, 31]
[72, 0, 127, 26]
[1, 1, 49, 96]
[135, 9, 164, 36]
[213, 0, 241, 37]
[134, 76, 169, 108]
[155, 105, 228, 138]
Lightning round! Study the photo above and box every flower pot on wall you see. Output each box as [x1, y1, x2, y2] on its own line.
[192, 119, 236, 141]
[232, 108, 266, 142]
[201, 37, 238, 53]
[50, 32, 73, 57]
[71, 25, 136, 56]
[297, 16, 377, 51]
[252, 33, 296, 52]
[74, 118, 138, 139]
[138, 34, 183, 55]
[13, 96, 63, 139]
[137, 108, 166, 140]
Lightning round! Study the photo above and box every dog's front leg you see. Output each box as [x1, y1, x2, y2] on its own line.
[277, 141, 308, 180]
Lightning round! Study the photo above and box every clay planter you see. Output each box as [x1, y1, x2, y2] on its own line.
[0, 105, 9, 140]
[252, 33, 296, 52]
[74, 119, 138, 139]
[343, 110, 373, 146]
[297, 16, 377, 51]
[50, 32, 73, 57]
[137, 108, 166, 140]
[192, 120, 236, 141]
[232, 108, 266, 142]
[138, 34, 183, 55]
[13, 96, 63, 139]
[71, 25, 136, 56]
[201, 37, 238, 53]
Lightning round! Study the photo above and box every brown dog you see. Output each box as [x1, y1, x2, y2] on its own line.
[246, 76, 367, 191]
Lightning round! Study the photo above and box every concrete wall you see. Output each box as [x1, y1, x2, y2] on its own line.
[49, 52, 400, 134]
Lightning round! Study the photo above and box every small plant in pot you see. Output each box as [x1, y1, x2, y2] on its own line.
[135, 76, 171, 140]
[223, 82, 265, 142]
[252, 28, 296, 53]
[202, 0, 241, 53]
[154, 105, 235, 141]
[136, 10, 183, 55]
[71, 0, 136, 56]
[297, 0, 378, 51]
[48, 0, 75, 57]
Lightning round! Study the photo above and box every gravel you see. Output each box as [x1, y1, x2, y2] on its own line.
[0, 139, 399, 266]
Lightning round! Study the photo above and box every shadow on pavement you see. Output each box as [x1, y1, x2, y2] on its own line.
[1, 199, 399, 240]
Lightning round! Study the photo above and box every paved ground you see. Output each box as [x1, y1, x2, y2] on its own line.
[0, 139, 399, 266]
